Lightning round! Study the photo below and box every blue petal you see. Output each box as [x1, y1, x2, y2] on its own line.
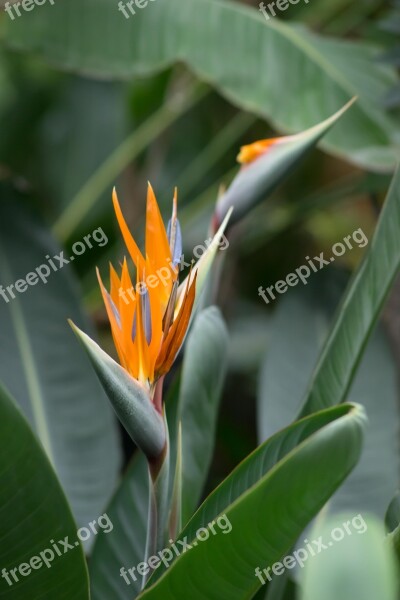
[167, 217, 183, 267]
[141, 288, 152, 345]
[131, 311, 137, 342]
[106, 291, 121, 329]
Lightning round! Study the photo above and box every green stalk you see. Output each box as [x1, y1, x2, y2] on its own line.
[143, 403, 170, 587]
[168, 422, 182, 539]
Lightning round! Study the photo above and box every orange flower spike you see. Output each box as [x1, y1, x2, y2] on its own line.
[98, 185, 206, 404]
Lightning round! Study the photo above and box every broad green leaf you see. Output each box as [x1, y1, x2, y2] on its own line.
[178, 306, 229, 524]
[215, 100, 355, 227]
[299, 167, 400, 417]
[70, 323, 166, 460]
[146, 403, 366, 588]
[0, 185, 121, 528]
[140, 404, 366, 599]
[300, 514, 397, 600]
[258, 275, 400, 518]
[3, 0, 400, 171]
[0, 384, 89, 599]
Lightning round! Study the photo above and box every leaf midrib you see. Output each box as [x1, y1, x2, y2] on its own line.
[0, 242, 54, 463]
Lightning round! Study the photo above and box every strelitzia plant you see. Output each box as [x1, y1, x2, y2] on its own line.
[3, 94, 399, 600]
[71, 182, 232, 563]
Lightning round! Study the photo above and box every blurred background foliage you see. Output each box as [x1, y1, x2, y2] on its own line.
[0, 0, 399, 530]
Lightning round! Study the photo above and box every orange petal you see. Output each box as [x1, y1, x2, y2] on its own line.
[112, 187, 146, 274]
[120, 258, 137, 360]
[146, 183, 172, 271]
[155, 272, 197, 377]
[96, 267, 128, 371]
[145, 183, 175, 310]
[237, 138, 282, 165]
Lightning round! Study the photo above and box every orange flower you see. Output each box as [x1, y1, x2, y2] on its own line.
[237, 137, 284, 165]
[97, 184, 197, 394]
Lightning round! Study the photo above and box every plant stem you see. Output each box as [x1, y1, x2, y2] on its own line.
[143, 410, 170, 588]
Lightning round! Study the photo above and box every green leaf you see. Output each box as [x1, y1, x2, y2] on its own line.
[298, 167, 400, 417]
[0, 383, 89, 599]
[215, 100, 356, 227]
[0, 185, 121, 528]
[3, 0, 399, 171]
[258, 275, 400, 518]
[300, 514, 397, 600]
[70, 322, 166, 460]
[140, 403, 366, 599]
[90, 453, 149, 600]
[179, 306, 229, 524]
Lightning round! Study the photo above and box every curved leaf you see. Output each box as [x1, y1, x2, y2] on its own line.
[0, 384, 89, 599]
[298, 167, 400, 417]
[3, 0, 399, 171]
[140, 404, 366, 599]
